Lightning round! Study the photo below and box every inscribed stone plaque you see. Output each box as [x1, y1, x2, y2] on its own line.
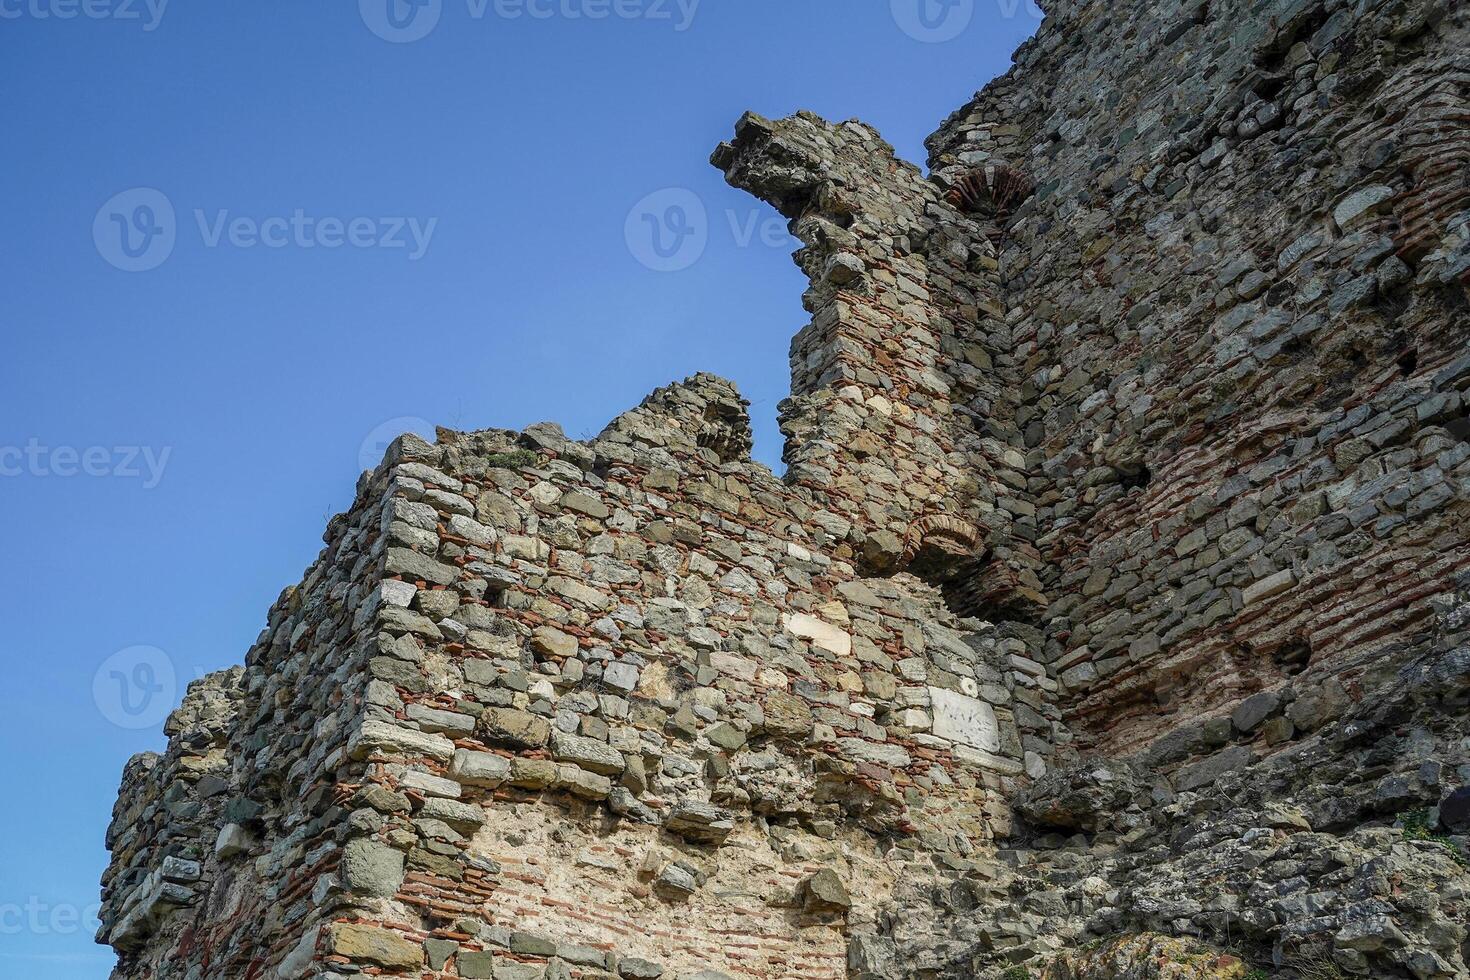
[929, 686, 1000, 753]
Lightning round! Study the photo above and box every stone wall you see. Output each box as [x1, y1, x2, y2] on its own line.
[927, 0, 1470, 758]
[713, 111, 1048, 622]
[98, 0, 1470, 976]
[99, 368, 1069, 979]
[99, 459, 402, 977]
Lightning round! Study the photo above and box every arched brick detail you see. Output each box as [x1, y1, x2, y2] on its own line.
[900, 514, 985, 567]
[944, 164, 1034, 222]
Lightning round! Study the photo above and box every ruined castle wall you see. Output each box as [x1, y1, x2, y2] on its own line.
[98, 2, 1470, 977]
[928, 0, 1470, 759]
[279, 373, 1062, 980]
[99, 463, 398, 977]
[100, 366, 1073, 979]
[714, 113, 1049, 622]
[100, 670, 244, 956]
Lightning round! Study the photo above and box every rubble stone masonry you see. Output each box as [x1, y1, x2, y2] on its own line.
[100, 0, 1470, 976]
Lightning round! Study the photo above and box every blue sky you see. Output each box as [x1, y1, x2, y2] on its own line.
[0, 2, 1038, 975]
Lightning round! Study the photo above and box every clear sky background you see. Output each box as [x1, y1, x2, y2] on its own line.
[0, 2, 1038, 975]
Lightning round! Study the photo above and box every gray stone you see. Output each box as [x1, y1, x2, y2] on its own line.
[214, 823, 251, 859]
[479, 707, 551, 749]
[800, 868, 851, 913]
[655, 862, 698, 898]
[1439, 786, 1470, 833]
[602, 661, 640, 691]
[619, 957, 665, 978]
[1175, 745, 1257, 792]
[451, 749, 512, 788]
[426, 938, 459, 971]
[550, 731, 625, 776]
[1333, 184, 1395, 231]
[349, 719, 456, 763]
[664, 802, 735, 845]
[417, 798, 486, 831]
[1232, 691, 1280, 733]
[385, 547, 459, 586]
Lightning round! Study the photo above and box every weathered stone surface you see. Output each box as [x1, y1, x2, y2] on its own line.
[385, 546, 458, 587]
[784, 613, 851, 657]
[451, 748, 511, 788]
[1016, 759, 1146, 833]
[1231, 691, 1280, 734]
[550, 731, 624, 776]
[328, 923, 423, 970]
[479, 707, 551, 749]
[929, 686, 1000, 753]
[1441, 787, 1470, 833]
[349, 719, 455, 762]
[801, 868, 852, 914]
[341, 838, 406, 898]
[418, 797, 486, 831]
[762, 691, 814, 739]
[1174, 745, 1257, 792]
[1038, 933, 1248, 979]
[664, 802, 735, 845]
[100, 4, 1470, 978]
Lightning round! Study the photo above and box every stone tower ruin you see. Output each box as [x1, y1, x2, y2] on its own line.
[100, 0, 1470, 976]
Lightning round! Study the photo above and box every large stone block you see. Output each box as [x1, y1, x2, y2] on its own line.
[341, 838, 407, 898]
[479, 707, 551, 749]
[348, 719, 455, 763]
[929, 686, 1000, 754]
[328, 923, 423, 970]
[783, 613, 851, 657]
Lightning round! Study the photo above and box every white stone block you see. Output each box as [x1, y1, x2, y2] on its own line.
[929, 687, 1000, 754]
[783, 613, 851, 657]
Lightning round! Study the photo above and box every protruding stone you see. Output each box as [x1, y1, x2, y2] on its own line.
[550, 731, 625, 775]
[800, 869, 851, 914]
[328, 923, 424, 970]
[349, 719, 456, 762]
[664, 802, 735, 845]
[451, 748, 512, 788]
[341, 838, 407, 898]
[479, 707, 551, 749]
[763, 691, 814, 739]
